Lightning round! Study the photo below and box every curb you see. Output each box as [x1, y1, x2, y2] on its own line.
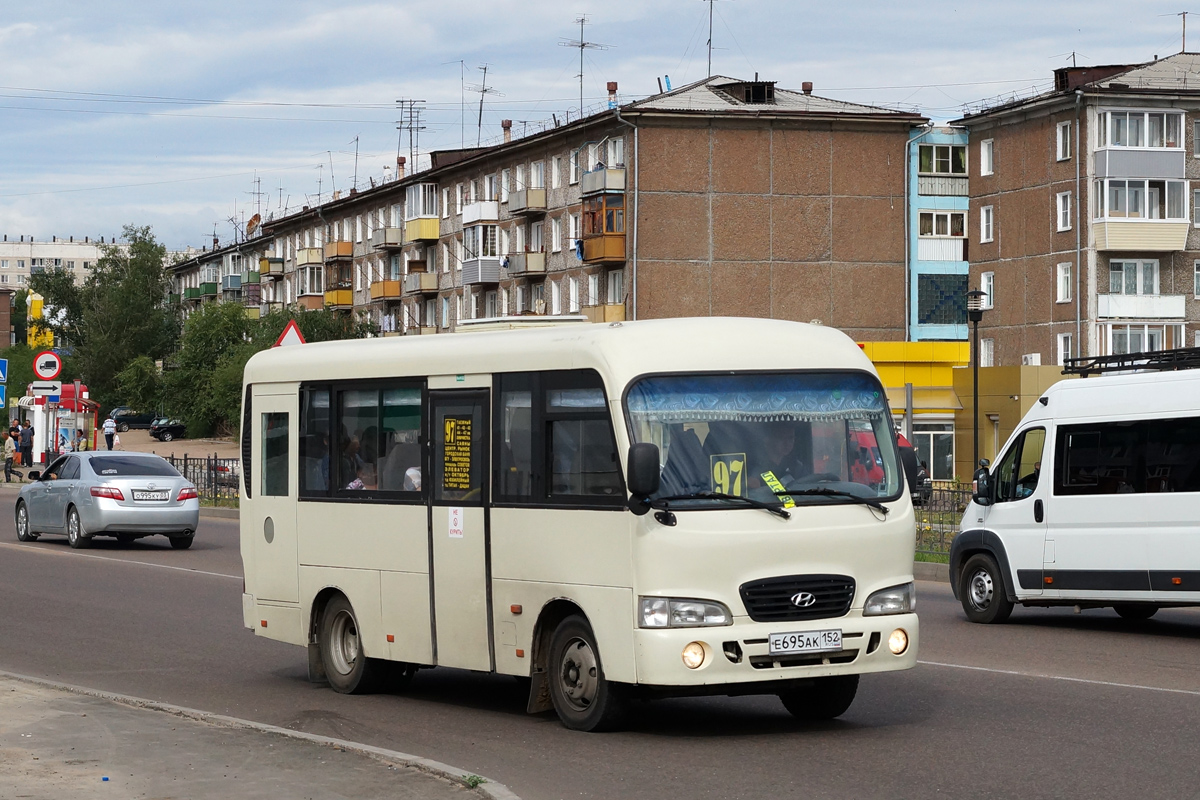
[914, 561, 950, 583]
[0, 670, 521, 800]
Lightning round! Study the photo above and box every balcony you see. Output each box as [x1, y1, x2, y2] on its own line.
[168, 293, 181, 305]
[324, 288, 353, 309]
[259, 257, 284, 279]
[505, 252, 545, 277]
[404, 272, 439, 295]
[244, 306, 261, 320]
[581, 167, 625, 195]
[324, 241, 354, 261]
[369, 280, 402, 301]
[916, 238, 966, 261]
[371, 227, 404, 249]
[1097, 294, 1186, 319]
[582, 304, 626, 323]
[404, 217, 440, 242]
[405, 326, 437, 336]
[508, 189, 546, 215]
[1093, 221, 1189, 252]
[462, 257, 501, 286]
[297, 294, 323, 311]
[221, 274, 242, 291]
[297, 248, 323, 267]
[241, 270, 261, 285]
[462, 200, 500, 225]
[183, 287, 200, 301]
[242, 283, 261, 306]
[200, 282, 218, 297]
[582, 235, 625, 263]
[917, 176, 969, 196]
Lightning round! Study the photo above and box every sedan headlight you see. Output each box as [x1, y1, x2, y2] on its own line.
[863, 582, 916, 616]
[639, 597, 732, 628]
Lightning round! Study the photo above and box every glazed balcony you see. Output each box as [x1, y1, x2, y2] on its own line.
[462, 201, 499, 225]
[371, 227, 404, 250]
[297, 294, 324, 311]
[404, 217, 440, 242]
[241, 270, 261, 285]
[508, 189, 546, 215]
[296, 248, 323, 267]
[259, 257, 284, 279]
[168, 293, 181, 305]
[581, 167, 625, 195]
[324, 241, 354, 261]
[369, 280, 402, 301]
[404, 272, 439, 295]
[505, 252, 545, 277]
[221, 274, 242, 291]
[324, 288, 353, 309]
[1097, 294, 1186, 319]
[1093, 221, 1189, 252]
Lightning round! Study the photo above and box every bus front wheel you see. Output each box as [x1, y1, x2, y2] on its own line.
[779, 674, 859, 721]
[319, 595, 382, 694]
[547, 615, 627, 732]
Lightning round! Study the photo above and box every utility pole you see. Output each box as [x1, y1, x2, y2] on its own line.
[559, 17, 609, 120]
[466, 66, 502, 147]
[707, 0, 714, 76]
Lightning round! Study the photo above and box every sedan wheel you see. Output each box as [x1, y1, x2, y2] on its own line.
[15, 502, 36, 542]
[67, 508, 90, 549]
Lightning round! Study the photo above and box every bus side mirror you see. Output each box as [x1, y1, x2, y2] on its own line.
[972, 467, 993, 506]
[626, 442, 660, 516]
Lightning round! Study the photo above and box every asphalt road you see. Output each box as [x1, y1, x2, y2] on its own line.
[2, 509, 1200, 799]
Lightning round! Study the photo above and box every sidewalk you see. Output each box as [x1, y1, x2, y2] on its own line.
[0, 674, 516, 800]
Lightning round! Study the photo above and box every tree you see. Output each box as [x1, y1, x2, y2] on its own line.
[114, 355, 163, 414]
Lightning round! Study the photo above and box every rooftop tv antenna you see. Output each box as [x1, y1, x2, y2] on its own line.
[466, 64, 503, 146]
[1160, 11, 1194, 52]
[559, 17, 609, 119]
[440, 59, 466, 147]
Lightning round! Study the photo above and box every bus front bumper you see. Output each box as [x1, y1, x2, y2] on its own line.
[632, 612, 918, 691]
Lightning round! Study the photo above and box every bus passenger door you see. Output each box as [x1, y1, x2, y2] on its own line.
[428, 390, 492, 672]
[249, 390, 299, 604]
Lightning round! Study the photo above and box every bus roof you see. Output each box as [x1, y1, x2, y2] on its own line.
[243, 317, 879, 392]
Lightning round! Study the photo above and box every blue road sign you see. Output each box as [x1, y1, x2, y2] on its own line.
[0, 386, 7, 406]
[0, 358, 7, 383]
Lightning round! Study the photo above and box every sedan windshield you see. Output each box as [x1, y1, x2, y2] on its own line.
[88, 456, 181, 477]
[625, 372, 902, 508]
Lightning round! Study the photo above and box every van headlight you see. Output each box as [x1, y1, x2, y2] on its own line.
[863, 582, 915, 616]
[639, 597, 732, 628]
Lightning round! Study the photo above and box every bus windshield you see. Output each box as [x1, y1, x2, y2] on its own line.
[625, 372, 902, 508]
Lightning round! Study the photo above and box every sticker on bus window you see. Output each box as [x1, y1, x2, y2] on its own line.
[442, 416, 473, 492]
[710, 453, 747, 496]
[448, 506, 464, 538]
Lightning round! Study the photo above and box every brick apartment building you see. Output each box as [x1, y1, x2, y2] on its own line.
[175, 75, 925, 341]
[957, 53, 1200, 367]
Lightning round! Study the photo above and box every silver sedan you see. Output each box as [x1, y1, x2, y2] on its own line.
[14, 452, 201, 549]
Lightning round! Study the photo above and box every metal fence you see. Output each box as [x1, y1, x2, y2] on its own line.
[164, 454, 240, 504]
[915, 482, 973, 557]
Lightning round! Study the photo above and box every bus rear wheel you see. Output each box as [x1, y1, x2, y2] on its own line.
[1114, 604, 1158, 621]
[319, 595, 382, 694]
[547, 614, 627, 732]
[779, 674, 859, 721]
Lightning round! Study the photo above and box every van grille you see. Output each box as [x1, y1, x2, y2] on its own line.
[739, 574, 856, 622]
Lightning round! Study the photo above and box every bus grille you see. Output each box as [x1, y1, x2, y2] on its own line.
[739, 575, 856, 622]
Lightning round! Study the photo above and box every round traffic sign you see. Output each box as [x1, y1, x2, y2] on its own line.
[33, 350, 62, 380]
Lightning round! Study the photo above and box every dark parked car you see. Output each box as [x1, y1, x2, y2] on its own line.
[149, 418, 186, 442]
[109, 407, 157, 432]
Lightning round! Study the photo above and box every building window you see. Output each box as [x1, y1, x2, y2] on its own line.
[1094, 178, 1186, 220]
[1056, 191, 1072, 231]
[1194, 260, 1200, 297]
[500, 169, 510, 203]
[441, 296, 450, 328]
[569, 277, 580, 312]
[516, 285, 526, 313]
[442, 188, 450, 218]
[980, 206, 994, 243]
[916, 273, 968, 326]
[917, 144, 967, 175]
[551, 280, 562, 315]
[588, 273, 599, 305]
[607, 137, 624, 167]
[441, 242, 450, 273]
[1056, 121, 1072, 161]
[1109, 260, 1159, 295]
[981, 338, 995, 368]
[531, 161, 545, 190]
[550, 218, 562, 252]
[1057, 333, 1073, 366]
[1057, 262, 1072, 303]
[981, 271, 994, 310]
[1098, 110, 1183, 149]
[405, 184, 438, 219]
[1107, 323, 1181, 355]
[484, 174, 498, 201]
[569, 151, 580, 184]
[607, 269, 624, 304]
[455, 184, 463, 215]
[515, 165, 525, 190]
[911, 422, 955, 481]
[980, 139, 994, 176]
[552, 156, 562, 189]
[918, 211, 965, 237]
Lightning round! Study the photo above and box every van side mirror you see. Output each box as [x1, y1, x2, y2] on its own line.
[626, 442, 660, 516]
[972, 467, 993, 506]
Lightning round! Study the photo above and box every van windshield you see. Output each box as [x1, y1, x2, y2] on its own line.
[625, 372, 902, 508]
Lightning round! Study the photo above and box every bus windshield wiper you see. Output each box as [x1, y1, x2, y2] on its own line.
[650, 492, 791, 521]
[774, 488, 890, 514]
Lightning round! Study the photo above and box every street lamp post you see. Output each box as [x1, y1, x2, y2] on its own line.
[967, 289, 987, 472]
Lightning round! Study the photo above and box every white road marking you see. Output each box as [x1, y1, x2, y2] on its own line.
[0, 541, 241, 581]
[919, 659, 1200, 697]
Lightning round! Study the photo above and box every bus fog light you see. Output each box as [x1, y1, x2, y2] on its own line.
[888, 628, 909, 655]
[681, 642, 706, 669]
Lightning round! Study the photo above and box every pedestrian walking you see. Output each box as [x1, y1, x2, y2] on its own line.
[7, 423, 19, 464]
[18, 421, 34, 469]
[102, 415, 116, 451]
[3, 430, 22, 482]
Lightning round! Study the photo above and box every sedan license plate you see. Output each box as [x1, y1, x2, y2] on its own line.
[133, 490, 170, 501]
[769, 629, 842, 656]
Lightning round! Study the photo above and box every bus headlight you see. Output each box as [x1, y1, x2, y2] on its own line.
[863, 582, 915, 616]
[639, 597, 733, 628]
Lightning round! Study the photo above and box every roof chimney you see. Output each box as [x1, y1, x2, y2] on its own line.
[802, 81, 813, 95]
[397, 156, 406, 178]
[607, 81, 618, 109]
[502, 119, 512, 143]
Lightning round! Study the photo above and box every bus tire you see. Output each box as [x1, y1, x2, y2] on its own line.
[547, 614, 627, 732]
[779, 674, 859, 721]
[1114, 604, 1158, 621]
[959, 553, 1013, 624]
[319, 595, 381, 694]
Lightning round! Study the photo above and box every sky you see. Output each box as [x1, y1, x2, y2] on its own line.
[0, 1, 1193, 251]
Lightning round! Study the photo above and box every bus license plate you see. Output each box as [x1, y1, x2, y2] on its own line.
[769, 629, 842, 656]
[133, 491, 169, 501]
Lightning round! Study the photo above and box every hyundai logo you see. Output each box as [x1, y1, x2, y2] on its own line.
[790, 591, 817, 608]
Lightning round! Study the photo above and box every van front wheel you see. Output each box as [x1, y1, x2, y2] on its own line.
[960, 553, 1013, 624]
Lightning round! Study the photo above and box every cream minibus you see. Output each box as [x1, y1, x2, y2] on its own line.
[239, 317, 918, 731]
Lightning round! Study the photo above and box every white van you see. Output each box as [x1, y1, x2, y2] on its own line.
[951, 368, 1200, 623]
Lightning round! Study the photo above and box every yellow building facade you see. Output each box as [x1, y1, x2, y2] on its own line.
[26, 292, 54, 348]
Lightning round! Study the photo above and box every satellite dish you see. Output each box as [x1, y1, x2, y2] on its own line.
[534, 299, 547, 315]
[246, 213, 262, 236]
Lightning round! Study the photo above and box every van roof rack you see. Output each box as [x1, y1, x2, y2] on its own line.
[1062, 346, 1200, 377]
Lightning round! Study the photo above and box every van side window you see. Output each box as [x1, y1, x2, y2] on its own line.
[995, 427, 1045, 502]
[1055, 416, 1200, 495]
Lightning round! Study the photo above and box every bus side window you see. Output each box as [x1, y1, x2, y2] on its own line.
[300, 388, 331, 495]
[261, 412, 289, 497]
[496, 374, 533, 500]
